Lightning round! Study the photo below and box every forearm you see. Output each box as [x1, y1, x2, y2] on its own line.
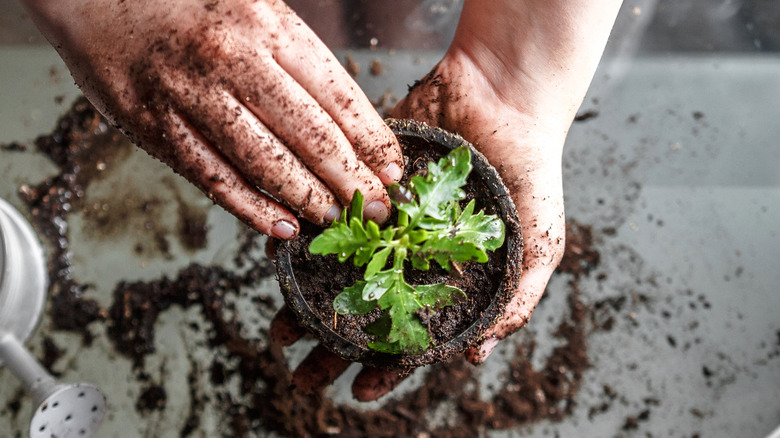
[451, 0, 623, 128]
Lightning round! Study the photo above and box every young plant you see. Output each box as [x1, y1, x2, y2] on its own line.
[309, 146, 505, 354]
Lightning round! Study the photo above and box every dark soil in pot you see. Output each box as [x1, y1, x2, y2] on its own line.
[275, 119, 522, 369]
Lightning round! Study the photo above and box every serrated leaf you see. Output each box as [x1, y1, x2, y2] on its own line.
[381, 227, 395, 241]
[407, 229, 429, 245]
[452, 200, 505, 250]
[416, 233, 487, 270]
[383, 289, 429, 352]
[333, 282, 376, 315]
[410, 253, 430, 270]
[416, 283, 466, 308]
[396, 147, 472, 225]
[415, 199, 505, 269]
[376, 277, 414, 309]
[348, 218, 378, 266]
[309, 220, 367, 262]
[363, 306, 428, 354]
[367, 340, 404, 354]
[366, 220, 381, 240]
[309, 190, 387, 266]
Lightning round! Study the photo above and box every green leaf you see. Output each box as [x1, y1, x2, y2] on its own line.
[417, 237, 486, 270]
[410, 253, 430, 271]
[365, 311, 403, 354]
[365, 246, 393, 278]
[367, 340, 404, 354]
[396, 147, 472, 226]
[361, 269, 400, 302]
[366, 220, 381, 240]
[365, 311, 392, 338]
[407, 229, 429, 245]
[309, 190, 387, 266]
[415, 200, 505, 270]
[416, 283, 466, 308]
[333, 282, 375, 315]
[376, 287, 427, 351]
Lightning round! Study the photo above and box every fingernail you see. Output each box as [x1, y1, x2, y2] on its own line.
[364, 200, 389, 223]
[379, 162, 403, 184]
[271, 220, 297, 240]
[324, 205, 341, 223]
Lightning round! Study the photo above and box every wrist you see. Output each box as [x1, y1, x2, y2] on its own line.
[451, 0, 622, 125]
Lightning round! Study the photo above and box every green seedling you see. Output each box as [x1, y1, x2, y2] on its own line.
[309, 146, 505, 353]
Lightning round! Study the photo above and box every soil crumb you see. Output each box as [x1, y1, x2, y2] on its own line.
[370, 59, 383, 76]
[136, 384, 167, 413]
[574, 110, 599, 122]
[17, 97, 211, 344]
[40, 336, 65, 377]
[1, 142, 27, 152]
[344, 54, 360, 77]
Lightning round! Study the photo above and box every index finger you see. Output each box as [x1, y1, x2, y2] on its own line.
[266, 4, 404, 184]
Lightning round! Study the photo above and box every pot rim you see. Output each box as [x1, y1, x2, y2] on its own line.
[275, 119, 523, 369]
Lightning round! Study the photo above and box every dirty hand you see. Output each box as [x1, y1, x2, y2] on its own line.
[20, 0, 402, 239]
[394, 0, 623, 363]
[269, 0, 622, 402]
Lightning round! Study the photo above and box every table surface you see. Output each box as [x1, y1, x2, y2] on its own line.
[1, 6, 779, 438]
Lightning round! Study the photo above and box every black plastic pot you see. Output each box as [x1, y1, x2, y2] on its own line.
[275, 119, 522, 370]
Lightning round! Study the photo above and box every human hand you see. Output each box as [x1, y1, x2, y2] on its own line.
[20, 0, 402, 239]
[266, 0, 622, 402]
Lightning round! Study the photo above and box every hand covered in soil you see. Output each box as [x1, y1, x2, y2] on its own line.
[269, 0, 622, 402]
[392, 0, 622, 364]
[20, 0, 402, 239]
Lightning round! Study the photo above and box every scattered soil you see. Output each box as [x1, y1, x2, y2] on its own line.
[1, 388, 24, 420]
[136, 384, 167, 413]
[40, 337, 64, 377]
[107, 260, 275, 369]
[176, 198, 209, 251]
[16, 97, 209, 343]
[558, 221, 600, 278]
[574, 110, 599, 122]
[0, 142, 26, 152]
[372, 90, 399, 116]
[17, 97, 129, 343]
[344, 54, 360, 77]
[280, 134, 509, 361]
[10, 98, 607, 437]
